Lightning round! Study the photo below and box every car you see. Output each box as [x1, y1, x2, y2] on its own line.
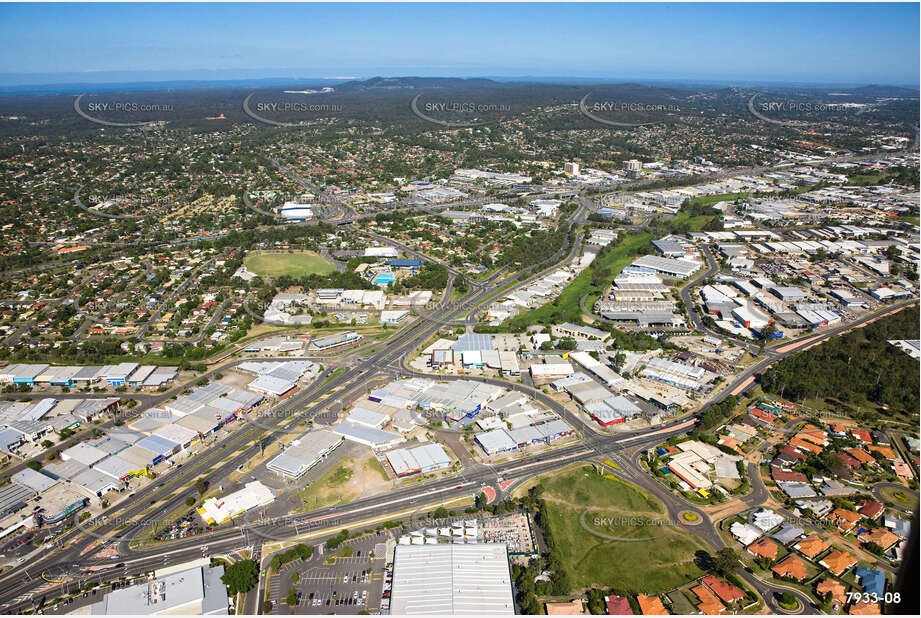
[308, 592, 314, 600]
[325, 599, 330, 606]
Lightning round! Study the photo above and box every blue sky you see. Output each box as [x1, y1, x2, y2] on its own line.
[0, 2, 918, 85]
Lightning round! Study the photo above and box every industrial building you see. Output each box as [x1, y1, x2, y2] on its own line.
[385, 443, 452, 477]
[626, 255, 700, 279]
[266, 430, 343, 479]
[390, 543, 515, 614]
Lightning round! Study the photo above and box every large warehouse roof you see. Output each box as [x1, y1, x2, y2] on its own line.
[390, 543, 514, 614]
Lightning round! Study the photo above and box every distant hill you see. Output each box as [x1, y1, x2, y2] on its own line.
[851, 84, 919, 98]
[339, 76, 508, 90]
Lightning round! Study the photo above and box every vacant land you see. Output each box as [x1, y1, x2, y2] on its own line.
[298, 453, 390, 511]
[522, 464, 711, 593]
[244, 250, 335, 277]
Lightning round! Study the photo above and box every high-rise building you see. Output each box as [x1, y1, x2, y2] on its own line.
[564, 162, 580, 176]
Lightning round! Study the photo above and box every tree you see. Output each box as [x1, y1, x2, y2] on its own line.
[558, 337, 577, 351]
[779, 592, 796, 609]
[195, 478, 209, 496]
[262, 600, 273, 613]
[221, 560, 258, 595]
[285, 588, 297, 606]
[185, 496, 196, 506]
[714, 547, 739, 576]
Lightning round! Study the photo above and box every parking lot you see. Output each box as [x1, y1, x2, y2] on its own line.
[269, 536, 386, 615]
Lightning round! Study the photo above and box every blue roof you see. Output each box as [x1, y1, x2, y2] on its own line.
[135, 434, 178, 456]
[386, 259, 422, 267]
[855, 566, 885, 597]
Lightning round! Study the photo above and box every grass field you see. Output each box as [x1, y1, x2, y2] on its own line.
[506, 232, 652, 329]
[299, 458, 358, 510]
[526, 464, 711, 593]
[244, 251, 335, 277]
[879, 486, 919, 511]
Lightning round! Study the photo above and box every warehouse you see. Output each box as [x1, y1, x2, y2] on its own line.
[585, 396, 643, 426]
[99, 363, 140, 387]
[475, 428, 518, 455]
[627, 255, 700, 279]
[385, 443, 452, 477]
[247, 374, 298, 397]
[266, 430, 343, 480]
[333, 421, 403, 449]
[310, 331, 362, 350]
[347, 407, 389, 429]
[770, 286, 808, 302]
[390, 544, 514, 614]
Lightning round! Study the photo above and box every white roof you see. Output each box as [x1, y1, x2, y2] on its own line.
[390, 544, 514, 614]
[153, 423, 200, 446]
[61, 442, 108, 466]
[198, 481, 275, 524]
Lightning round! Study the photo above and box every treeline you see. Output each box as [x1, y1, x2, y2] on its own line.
[398, 264, 449, 291]
[269, 543, 313, 573]
[760, 307, 920, 419]
[497, 223, 571, 269]
[511, 486, 571, 614]
[274, 270, 374, 290]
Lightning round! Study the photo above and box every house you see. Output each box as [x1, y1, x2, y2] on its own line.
[604, 595, 632, 615]
[635, 595, 668, 615]
[854, 566, 886, 598]
[819, 549, 857, 576]
[851, 429, 872, 443]
[848, 601, 881, 615]
[772, 555, 808, 581]
[747, 538, 779, 560]
[794, 534, 830, 560]
[857, 501, 885, 520]
[828, 508, 862, 533]
[845, 448, 876, 466]
[730, 522, 763, 546]
[857, 527, 900, 551]
[545, 600, 584, 615]
[701, 575, 743, 604]
[815, 578, 847, 606]
[691, 584, 726, 615]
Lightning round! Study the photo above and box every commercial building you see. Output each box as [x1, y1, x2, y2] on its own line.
[385, 443, 452, 477]
[310, 331, 362, 350]
[627, 255, 699, 279]
[89, 564, 229, 615]
[197, 481, 275, 525]
[390, 543, 514, 614]
[333, 421, 403, 449]
[266, 430, 343, 480]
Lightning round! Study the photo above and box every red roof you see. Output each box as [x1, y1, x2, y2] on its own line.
[605, 595, 633, 615]
[702, 575, 744, 603]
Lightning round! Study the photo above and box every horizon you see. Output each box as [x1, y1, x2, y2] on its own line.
[0, 2, 918, 88]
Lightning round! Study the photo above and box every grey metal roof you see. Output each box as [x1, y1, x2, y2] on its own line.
[390, 544, 514, 614]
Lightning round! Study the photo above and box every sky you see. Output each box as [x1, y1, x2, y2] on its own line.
[0, 2, 918, 86]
